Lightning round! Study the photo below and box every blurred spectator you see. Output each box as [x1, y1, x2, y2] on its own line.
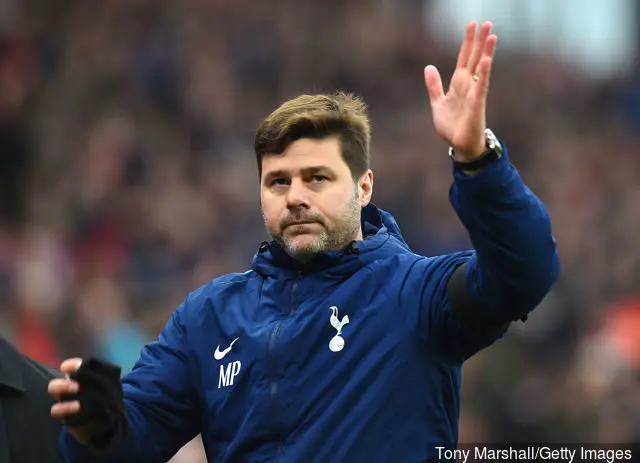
[0, 0, 638, 458]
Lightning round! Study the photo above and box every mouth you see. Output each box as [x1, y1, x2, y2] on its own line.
[285, 221, 317, 229]
[283, 220, 322, 233]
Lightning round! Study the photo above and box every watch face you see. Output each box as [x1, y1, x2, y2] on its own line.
[484, 129, 501, 154]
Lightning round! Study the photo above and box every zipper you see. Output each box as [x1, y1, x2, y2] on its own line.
[290, 278, 300, 314]
[268, 274, 301, 400]
[268, 320, 283, 400]
[268, 319, 284, 458]
[269, 274, 303, 458]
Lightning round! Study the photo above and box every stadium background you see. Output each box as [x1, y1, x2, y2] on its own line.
[0, 1, 638, 460]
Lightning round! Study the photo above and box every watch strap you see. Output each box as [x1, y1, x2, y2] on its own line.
[449, 128, 502, 171]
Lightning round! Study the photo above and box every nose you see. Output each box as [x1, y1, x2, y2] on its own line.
[285, 178, 310, 209]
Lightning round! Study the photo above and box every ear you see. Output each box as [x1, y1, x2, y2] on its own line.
[357, 170, 373, 207]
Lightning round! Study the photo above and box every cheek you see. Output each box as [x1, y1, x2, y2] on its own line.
[317, 189, 353, 220]
[261, 195, 282, 225]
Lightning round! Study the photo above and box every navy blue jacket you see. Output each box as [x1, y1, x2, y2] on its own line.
[59, 145, 559, 462]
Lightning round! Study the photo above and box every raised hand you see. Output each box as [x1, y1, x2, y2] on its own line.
[424, 21, 497, 160]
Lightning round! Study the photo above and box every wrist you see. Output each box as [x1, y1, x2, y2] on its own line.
[449, 129, 502, 172]
[451, 140, 488, 162]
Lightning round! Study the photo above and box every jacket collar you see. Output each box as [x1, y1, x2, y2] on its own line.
[250, 203, 410, 278]
[0, 338, 26, 394]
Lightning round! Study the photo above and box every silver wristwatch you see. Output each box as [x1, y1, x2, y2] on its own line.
[448, 128, 503, 170]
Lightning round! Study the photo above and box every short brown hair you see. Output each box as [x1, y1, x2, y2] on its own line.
[254, 92, 371, 178]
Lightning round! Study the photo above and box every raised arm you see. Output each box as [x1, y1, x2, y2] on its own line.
[446, 141, 559, 326]
[413, 21, 559, 359]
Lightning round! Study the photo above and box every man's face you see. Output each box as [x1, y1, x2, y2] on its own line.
[260, 137, 373, 261]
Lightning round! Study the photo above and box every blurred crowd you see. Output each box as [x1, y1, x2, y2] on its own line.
[0, 0, 638, 459]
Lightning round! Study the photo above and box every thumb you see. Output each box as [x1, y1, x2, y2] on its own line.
[60, 358, 83, 376]
[424, 65, 445, 105]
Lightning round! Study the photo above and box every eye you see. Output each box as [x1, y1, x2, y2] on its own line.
[311, 175, 329, 183]
[270, 178, 289, 187]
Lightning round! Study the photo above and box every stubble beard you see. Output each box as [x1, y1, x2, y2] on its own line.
[266, 192, 362, 262]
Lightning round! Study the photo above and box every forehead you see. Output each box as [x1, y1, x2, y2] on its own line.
[261, 138, 347, 173]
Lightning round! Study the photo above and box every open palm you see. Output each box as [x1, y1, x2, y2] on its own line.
[425, 22, 497, 160]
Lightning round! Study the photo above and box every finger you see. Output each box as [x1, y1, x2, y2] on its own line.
[51, 400, 80, 419]
[483, 34, 498, 61]
[424, 65, 445, 105]
[467, 21, 492, 74]
[60, 358, 82, 375]
[474, 55, 494, 101]
[456, 21, 477, 69]
[48, 378, 80, 399]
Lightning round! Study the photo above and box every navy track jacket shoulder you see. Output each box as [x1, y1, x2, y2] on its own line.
[59, 145, 559, 462]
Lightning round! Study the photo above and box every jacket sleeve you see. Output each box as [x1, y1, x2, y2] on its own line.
[410, 142, 559, 361]
[58, 298, 201, 463]
[448, 141, 559, 323]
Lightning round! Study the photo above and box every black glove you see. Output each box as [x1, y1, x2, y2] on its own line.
[61, 356, 128, 449]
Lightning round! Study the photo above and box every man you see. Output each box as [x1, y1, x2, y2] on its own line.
[0, 336, 64, 463]
[49, 22, 559, 462]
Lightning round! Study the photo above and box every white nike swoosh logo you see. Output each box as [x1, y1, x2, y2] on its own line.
[214, 337, 239, 360]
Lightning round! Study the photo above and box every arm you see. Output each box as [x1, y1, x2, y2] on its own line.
[407, 142, 557, 361]
[58, 299, 201, 463]
[447, 141, 559, 324]
[444, 142, 558, 359]
[416, 22, 559, 359]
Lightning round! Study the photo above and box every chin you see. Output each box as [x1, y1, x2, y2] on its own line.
[287, 235, 320, 253]
[283, 234, 324, 258]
